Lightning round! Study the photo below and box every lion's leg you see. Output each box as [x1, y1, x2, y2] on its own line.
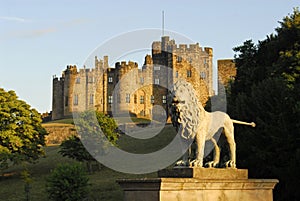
[205, 138, 220, 168]
[175, 138, 191, 167]
[191, 131, 205, 167]
[224, 124, 236, 168]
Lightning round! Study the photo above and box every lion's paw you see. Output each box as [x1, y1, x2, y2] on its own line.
[175, 160, 189, 167]
[225, 160, 236, 168]
[190, 159, 203, 167]
[205, 161, 219, 168]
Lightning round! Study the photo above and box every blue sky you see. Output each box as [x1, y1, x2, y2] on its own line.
[0, 0, 299, 112]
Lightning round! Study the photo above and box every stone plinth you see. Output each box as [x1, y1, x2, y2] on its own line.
[117, 168, 278, 201]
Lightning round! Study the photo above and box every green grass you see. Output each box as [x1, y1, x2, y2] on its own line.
[43, 118, 74, 125]
[44, 116, 151, 125]
[0, 124, 176, 201]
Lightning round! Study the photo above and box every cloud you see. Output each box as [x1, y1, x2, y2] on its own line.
[0, 18, 89, 41]
[0, 27, 57, 41]
[11, 27, 57, 38]
[0, 16, 29, 23]
[27, 28, 57, 37]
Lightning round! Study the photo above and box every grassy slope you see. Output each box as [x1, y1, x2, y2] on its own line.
[0, 124, 176, 201]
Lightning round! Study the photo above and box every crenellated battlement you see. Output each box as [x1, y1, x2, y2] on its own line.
[152, 36, 212, 55]
[115, 60, 138, 71]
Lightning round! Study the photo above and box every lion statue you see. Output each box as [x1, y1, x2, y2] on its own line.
[168, 80, 256, 168]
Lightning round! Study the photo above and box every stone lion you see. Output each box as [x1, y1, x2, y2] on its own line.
[168, 80, 256, 168]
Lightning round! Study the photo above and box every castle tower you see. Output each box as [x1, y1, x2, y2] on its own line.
[63, 65, 78, 117]
[52, 76, 64, 120]
[217, 59, 236, 87]
[204, 47, 214, 96]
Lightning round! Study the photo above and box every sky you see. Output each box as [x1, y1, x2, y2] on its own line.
[0, 0, 299, 113]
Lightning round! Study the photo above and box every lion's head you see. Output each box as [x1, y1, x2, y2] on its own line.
[168, 80, 201, 139]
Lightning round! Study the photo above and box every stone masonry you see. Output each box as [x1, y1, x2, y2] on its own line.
[52, 36, 235, 120]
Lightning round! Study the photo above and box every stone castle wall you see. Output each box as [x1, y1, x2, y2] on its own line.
[43, 123, 76, 145]
[218, 59, 236, 86]
[52, 36, 235, 120]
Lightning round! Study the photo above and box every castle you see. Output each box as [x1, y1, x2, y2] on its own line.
[52, 36, 235, 120]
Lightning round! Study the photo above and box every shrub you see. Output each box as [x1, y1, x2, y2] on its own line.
[46, 163, 89, 201]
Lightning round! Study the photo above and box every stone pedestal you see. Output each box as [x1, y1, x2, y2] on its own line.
[117, 168, 278, 201]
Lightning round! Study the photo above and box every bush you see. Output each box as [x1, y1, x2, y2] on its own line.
[46, 163, 89, 201]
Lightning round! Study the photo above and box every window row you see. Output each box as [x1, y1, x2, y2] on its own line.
[75, 70, 207, 85]
[174, 70, 206, 79]
[176, 56, 208, 64]
[75, 77, 95, 84]
[65, 94, 168, 106]
[108, 94, 167, 104]
[65, 94, 94, 106]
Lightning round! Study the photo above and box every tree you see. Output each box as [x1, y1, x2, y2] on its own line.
[46, 163, 89, 201]
[59, 111, 119, 172]
[228, 8, 300, 201]
[60, 135, 98, 172]
[0, 88, 47, 170]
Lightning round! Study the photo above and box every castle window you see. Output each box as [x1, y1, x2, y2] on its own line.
[154, 66, 160, 71]
[200, 72, 206, 79]
[204, 59, 207, 64]
[155, 78, 160, 85]
[188, 58, 193, 63]
[187, 70, 192, 77]
[134, 94, 137, 104]
[162, 95, 167, 104]
[126, 93, 130, 103]
[73, 95, 79, 105]
[108, 95, 113, 104]
[140, 96, 145, 104]
[108, 77, 113, 83]
[76, 77, 80, 84]
[65, 96, 69, 107]
[140, 77, 144, 84]
[177, 56, 182, 62]
[88, 76, 94, 83]
[89, 94, 94, 105]
[151, 95, 155, 104]
[175, 71, 179, 78]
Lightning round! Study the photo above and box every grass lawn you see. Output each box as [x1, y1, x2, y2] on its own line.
[43, 118, 75, 125]
[43, 116, 151, 125]
[0, 124, 177, 201]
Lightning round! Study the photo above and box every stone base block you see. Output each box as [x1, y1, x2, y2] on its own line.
[117, 168, 278, 201]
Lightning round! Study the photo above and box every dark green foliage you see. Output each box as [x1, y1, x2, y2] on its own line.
[0, 88, 47, 170]
[60, 135, 94, 162]
[228, 8, 300, 201]
[74, 110, 119, 146]
[60, 111, 119, 172]
[46, 163, 89, 201]
[59, 135, 100, 173]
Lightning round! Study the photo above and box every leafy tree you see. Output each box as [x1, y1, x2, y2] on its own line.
[0, 88, 47, 170]
[228, 8, 300, 201]
[46, 163, 89, 201]
[60, 135, 98, 172]
[60, 111, 119, 172]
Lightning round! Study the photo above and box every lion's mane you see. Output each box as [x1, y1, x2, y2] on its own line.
[169, 81, 202, 139]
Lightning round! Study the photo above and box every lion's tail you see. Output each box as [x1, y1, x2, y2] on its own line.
[231, 119, 256, 127]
